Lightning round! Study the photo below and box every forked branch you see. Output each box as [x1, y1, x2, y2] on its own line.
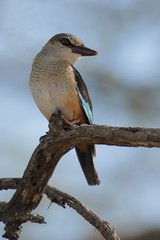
[0, 110, 160, 239]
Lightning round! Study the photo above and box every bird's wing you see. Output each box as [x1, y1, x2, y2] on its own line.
[72, 66, 93, 124]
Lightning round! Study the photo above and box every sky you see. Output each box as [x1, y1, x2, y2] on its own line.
[0, 1, 160, 239]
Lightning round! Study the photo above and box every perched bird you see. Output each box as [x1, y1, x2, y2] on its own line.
[29, 33, 100, 185]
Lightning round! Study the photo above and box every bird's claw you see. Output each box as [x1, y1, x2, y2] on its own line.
[62, 116, 80, 126]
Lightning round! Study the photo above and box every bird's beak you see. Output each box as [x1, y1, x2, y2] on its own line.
[71, 45, 99, 56]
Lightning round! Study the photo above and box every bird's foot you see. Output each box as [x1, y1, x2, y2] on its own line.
[62, 117, 80, 130]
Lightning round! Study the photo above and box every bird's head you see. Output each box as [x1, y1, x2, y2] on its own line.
[43, 33, 99, 64]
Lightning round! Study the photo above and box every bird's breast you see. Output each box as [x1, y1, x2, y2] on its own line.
[30, 62, 83, 121]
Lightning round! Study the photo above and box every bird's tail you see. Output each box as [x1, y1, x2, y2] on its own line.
[75, 144, 100, 186]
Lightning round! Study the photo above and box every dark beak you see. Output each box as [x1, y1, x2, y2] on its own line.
[71, 45, 99, 56]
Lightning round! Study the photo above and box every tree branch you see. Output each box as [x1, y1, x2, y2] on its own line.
[56, 124, 160, 148]
[0, 178, 120, 240]
[0, 110, 160, 239]
[45, 185, 120, 240]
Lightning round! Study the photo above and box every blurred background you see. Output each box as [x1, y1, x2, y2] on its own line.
[0, 0, 160, 239]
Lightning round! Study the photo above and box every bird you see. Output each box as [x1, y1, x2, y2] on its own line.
[29, 33, 100, 185]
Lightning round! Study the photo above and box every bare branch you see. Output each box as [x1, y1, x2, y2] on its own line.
[0, 178, 119, 240]
[0, 111, 160, 239]
[45, 185, 120, 240]
[0, 178, 20, 191]
[54, 124, 160, 148]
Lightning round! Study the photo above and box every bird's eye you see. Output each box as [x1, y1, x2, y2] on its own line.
[60, 38, 71, 46]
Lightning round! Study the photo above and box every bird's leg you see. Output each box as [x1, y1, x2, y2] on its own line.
[62, 116, 80, 127]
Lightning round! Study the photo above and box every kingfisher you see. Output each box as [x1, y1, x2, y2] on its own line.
[29, 33, 100, 185]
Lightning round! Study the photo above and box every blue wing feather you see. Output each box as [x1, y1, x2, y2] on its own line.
[72, 66, 93, 124]
[77, 88, 93, 124]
